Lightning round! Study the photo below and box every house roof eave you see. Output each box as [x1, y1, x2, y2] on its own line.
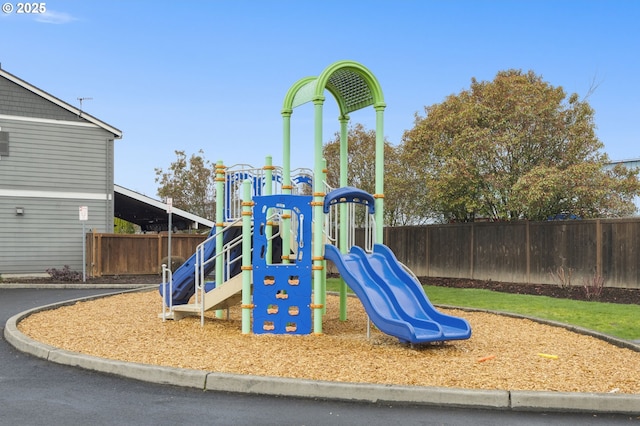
[0, 68, 123, 139]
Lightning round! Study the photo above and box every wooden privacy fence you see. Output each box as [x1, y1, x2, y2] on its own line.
[86, 232, 207, 277]
[380, 218, 640, 289]
[88, 218, 640, 289]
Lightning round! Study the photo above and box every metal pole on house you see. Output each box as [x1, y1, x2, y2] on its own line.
[82, 222, 86, 282]
[167, 197, 173, 271]
[79, 206, 88, 282]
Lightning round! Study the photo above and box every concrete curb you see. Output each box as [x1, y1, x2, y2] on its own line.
[510, 390, 640, 413]
[203, 373, 510, 409]
[4, 290, 640, 415]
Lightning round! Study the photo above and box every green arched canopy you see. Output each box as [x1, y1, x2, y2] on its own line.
[283, 60, 385, 117]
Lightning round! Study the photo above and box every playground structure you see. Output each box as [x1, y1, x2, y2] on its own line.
[159, 60, 471, 344]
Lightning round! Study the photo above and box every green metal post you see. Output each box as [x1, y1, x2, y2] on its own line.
[264, 156, 273, 265]
[282, 111, 292, 192]
[241, 179, 252, 334]
[374, 104, 386, 243]
[320, 159, 327, 316]
[281, 111, 292, 264]
[312, 96, 325, 334]
[339, 115, 349, 321]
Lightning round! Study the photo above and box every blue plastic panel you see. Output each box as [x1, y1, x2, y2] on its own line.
[252, 194, 313, 335]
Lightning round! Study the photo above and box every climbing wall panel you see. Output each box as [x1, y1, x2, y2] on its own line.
[252, 194, 312, 335]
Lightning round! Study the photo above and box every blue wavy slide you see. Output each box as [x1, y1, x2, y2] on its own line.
[160, 227, 242, 306]
[324, 244, 471, 344]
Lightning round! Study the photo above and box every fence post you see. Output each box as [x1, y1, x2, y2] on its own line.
[470, 223, 475, 279]
[90, 230, 96, 277]
[96, 233, 103, 277]
[425, 226, 430, 277]
[526, 220, 531, 284]
[157, 233, 163, 273]
[596, 219, 602, 278]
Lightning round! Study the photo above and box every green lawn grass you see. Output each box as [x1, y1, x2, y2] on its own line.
[326, 278, 640, 340]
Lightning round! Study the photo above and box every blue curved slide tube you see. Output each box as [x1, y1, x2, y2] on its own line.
[324, 244, 471, 344]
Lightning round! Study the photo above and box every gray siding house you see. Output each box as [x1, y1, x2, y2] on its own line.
[0, 68, 122, 276]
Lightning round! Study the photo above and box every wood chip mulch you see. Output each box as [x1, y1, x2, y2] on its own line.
[18, 291, 640, 394]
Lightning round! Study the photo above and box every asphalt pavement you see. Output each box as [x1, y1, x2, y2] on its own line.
[1, 286, 639, 425]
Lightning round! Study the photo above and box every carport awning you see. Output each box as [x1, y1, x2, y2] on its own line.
[114, 185, 214, 232]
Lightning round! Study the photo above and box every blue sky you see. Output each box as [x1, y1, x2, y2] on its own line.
[2, 1, 639, 198]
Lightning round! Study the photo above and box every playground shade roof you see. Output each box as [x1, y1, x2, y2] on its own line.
[286, 60, 385, 115]
[324, 68, 375, 113]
